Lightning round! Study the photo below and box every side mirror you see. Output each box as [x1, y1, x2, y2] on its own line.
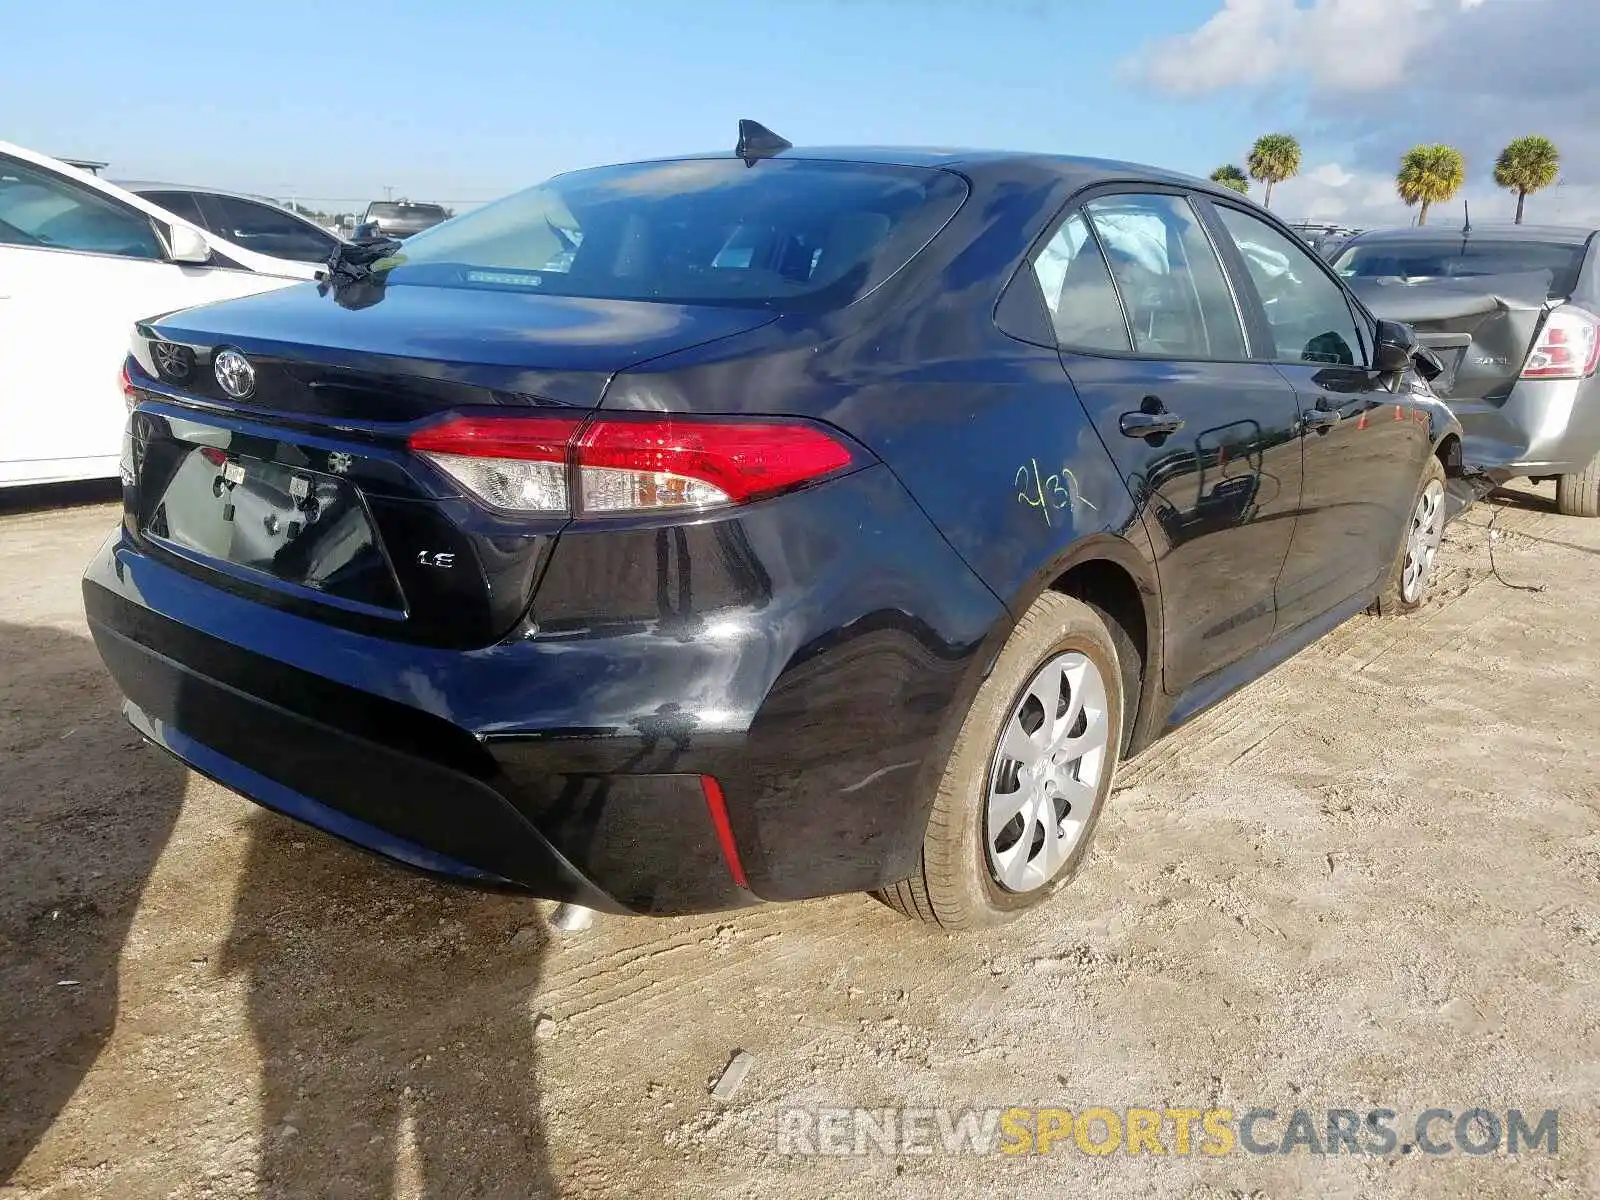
[1373, 318, 1418, 373]
[167, 223, 212, 265]
[1412, 345, 1445, 383]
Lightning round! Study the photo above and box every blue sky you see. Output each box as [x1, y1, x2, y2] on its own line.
[5, 0, 1270, 208]
[6, 0, 1595, 225]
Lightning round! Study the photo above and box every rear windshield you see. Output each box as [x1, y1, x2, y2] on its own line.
[1333, 238, 1587, 297]
[379, 158, 969, 310]
[366, 202, 446, 221]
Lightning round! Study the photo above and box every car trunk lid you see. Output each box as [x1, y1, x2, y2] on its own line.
[144, 281, 780, 413]
[126, 283, 779, 648]
[1348, 272, 1557, 401]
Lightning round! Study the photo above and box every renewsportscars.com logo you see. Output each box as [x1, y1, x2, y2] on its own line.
[776, 1106, 1559, 1158]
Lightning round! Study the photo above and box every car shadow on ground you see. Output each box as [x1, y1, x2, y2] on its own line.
[221, 813, 559, 1199]
[0, 620, 187, 1182]
[1487, 483, 1556, 514]
[1483, 484, 1600, 559]
[0, 480, 121, 516]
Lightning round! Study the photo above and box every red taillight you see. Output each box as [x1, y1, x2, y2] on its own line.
[407, 412, 856, 516]
[409, 414, 585, 513]
[1522, 310, 1600, 380]
[408, 414, 584, 462]
[576, 416, 855, 511]
[120, 360, 138, 410]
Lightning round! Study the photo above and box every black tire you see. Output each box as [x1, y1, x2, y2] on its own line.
[1372, 455, 1448, 616]
[1555, 454, 1600, 518]
[876, 592, 1125, 929]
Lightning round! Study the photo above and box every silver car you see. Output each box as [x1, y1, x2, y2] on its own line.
[1333, 225, 1600, 516]
[360, 199, 449, 239]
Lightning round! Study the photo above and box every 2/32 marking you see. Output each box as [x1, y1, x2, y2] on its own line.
[1015, 458, 1096, 527]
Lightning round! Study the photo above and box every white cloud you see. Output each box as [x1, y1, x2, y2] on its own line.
[1135, 0, 1469, 96]
[1133, 0, 1599, 225]
[1134, 0, 1294, 93]
[1268, 163, 1395, 223]
[1326, 0, 1600, 190]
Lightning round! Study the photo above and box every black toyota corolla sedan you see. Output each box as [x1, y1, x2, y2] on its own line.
[86, 127, 1460, 927]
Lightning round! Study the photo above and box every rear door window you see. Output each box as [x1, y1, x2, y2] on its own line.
[1084, 194, 1247, 360]
[1030, 213, 1130, 352]
[140, 189, 208, 229]
[204, 194, 336, 263]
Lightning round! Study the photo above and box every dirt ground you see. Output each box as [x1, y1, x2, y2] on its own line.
[2, 481, 1597, 1200]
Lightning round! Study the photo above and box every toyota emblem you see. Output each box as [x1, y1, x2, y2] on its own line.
[213, 348, 256, 399]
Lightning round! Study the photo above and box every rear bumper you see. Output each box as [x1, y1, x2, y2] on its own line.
[1453, 376, 1600, 476]
[88, 592, 693, 913]
[122, 701, 583, 894]
[83, 463, 1006, 914]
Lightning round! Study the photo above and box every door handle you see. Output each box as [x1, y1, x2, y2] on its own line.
[1305, 405, 1341, 431]
[1119, 410, 1185, 439]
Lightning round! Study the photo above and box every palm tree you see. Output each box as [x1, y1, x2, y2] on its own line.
[1209, 165, 1249, 195]
[1247, 134, 1301, 209]
[1396, 144, 1466, 225]
[1493, 136, 1560, 224]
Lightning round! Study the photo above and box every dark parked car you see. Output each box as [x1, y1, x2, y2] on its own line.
[1289, 222, 1360, 261]
[1334, 225, 1600, 515]
[360, 199, 449, 239]
[121, 182, 343, 265]
[87, 134, 1458, 927]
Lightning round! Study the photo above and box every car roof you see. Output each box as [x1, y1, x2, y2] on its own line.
[114, 180, 281, 205]
[114, 181, 339, 236]
[569, 146, 1225, 195]
[1344, 223, 1598, 245]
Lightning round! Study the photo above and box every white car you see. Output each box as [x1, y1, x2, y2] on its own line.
[0, 142, 315, 488]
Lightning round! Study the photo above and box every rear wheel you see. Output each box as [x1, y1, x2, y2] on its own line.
[1555, 454, 1600, 518]
[877, 593, 1124, 929]
[1373, 456, 1447, 615]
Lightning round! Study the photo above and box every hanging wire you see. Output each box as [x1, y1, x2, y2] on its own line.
[1483, 502, 1546, 593]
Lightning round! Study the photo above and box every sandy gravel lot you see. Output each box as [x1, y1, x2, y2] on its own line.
[2, 482, 1597, 1199]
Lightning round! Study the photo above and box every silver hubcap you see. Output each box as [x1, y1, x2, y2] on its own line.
[1402, 479, 1446, 603]
[985, 651, 1110, 893]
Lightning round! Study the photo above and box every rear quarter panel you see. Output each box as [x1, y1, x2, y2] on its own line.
[603, 307, 1148, 619]
[598, 160, 1151, 617]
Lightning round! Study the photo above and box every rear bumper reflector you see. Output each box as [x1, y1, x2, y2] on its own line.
[700, 774, 749, 889]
